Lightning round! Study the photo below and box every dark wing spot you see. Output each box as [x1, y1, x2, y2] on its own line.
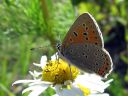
[105, 67, 108, 70]
[83, 23, 86, 27]
[106, 63, 109, 65]
[85, 44, 87, 47]
[98, 68, 105, 76]
[106, 58, 108, 61]
[73, 32, 78, 37]
[95, 62, 98, 65]
[70, 49, 73, 53]
[86, 27, 88, 30]
[102, 70, 105, 74]
[95, 37, 97, 39]
[83, 32, 88, 35]
[86, 37, 88, 40]
[70, 38, 73, 41]
[82, 53, 85, 56]
[95, 53, 97, 55]
[95, 42, 98, 45]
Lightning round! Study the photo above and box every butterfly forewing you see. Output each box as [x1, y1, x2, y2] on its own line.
[61, 13, 104, 53]
[59, 13, 113, 78]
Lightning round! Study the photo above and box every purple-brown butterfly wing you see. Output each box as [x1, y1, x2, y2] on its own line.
[59, 13, 113, 78]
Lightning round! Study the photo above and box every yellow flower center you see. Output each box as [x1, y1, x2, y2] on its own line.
[42, 59, 80, 84]
[77, 84, 91, 96]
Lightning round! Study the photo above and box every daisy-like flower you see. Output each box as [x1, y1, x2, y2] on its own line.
[12, 53, 113, 96]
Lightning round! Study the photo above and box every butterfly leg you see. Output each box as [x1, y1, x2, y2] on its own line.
[68, 64, 73, 82]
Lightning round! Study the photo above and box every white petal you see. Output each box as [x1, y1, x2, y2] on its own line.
[33, 63, 42, 67]
[34, 70, 42, 76]
[28, 81, 52, 86]
[54, 84, 84, 96]
[29, 71, 34, 75]
[22, 85, 48, 95]
[53, 94, 59, 96]
[40, 56, 47, 68]
[29, 71, 40, 80]
[12, 80, 40, 86]
[75, 75, 111, 93]
[29, 71, 42, 77]
[89, 93, 109, 96]
[51, 53, 58, 60]
[89, 73, 103, 80]
[28, 90, 43, 96]
[105, 79, 113, 85]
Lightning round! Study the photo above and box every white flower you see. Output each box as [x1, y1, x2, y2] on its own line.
[12, 54, 113, 96]
[74, 73, 113, 96]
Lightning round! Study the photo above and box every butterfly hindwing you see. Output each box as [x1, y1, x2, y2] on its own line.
[61, 43, 112, 78]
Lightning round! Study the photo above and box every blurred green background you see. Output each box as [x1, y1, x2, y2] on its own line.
[0, 0, 128, 96]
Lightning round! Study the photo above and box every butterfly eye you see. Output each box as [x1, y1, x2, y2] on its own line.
[73, 32, 78, 37]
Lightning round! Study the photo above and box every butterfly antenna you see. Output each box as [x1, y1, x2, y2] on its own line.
[30, 46, 44, 51]
[55, 32, 61, 63]
[58, 34, 62, 47]
[56, 32, 62, 51]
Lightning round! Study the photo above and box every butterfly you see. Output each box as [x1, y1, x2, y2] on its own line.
[58, 13, 113, 78]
